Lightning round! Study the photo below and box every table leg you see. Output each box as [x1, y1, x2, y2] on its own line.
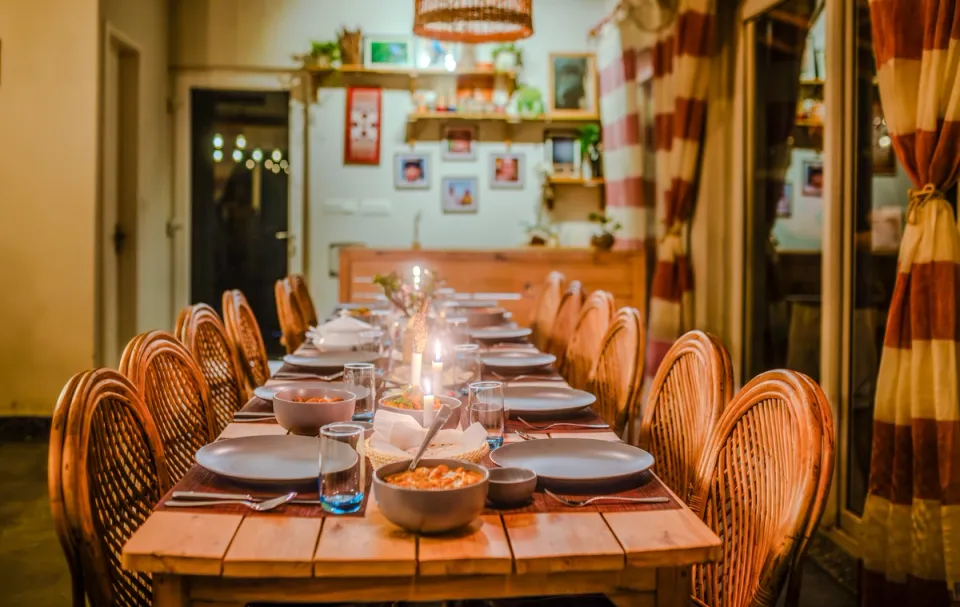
[153, 574, 187, 607]
[656, 566, 692, 607]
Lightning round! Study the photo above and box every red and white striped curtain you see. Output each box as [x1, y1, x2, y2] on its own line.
[644, 0, 716, 381]
[860, 1, 960, 605]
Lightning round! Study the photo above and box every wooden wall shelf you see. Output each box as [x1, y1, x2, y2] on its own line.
[307, 65, 518, 91]
[406, 112, 601, 125]
[549, 176, 605, 187]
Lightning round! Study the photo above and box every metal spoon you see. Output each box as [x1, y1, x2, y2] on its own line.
[164, 492, 297, 512]
[408, 404, 454, 471]
[515, 430, 542, 441]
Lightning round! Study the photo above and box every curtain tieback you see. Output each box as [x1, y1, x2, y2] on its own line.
[657, 221, 685, 259]
[906, 183, 945, 225]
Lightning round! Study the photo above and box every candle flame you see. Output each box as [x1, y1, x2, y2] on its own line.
[423, 378, 432, 396]
[434, 339, 442, 361]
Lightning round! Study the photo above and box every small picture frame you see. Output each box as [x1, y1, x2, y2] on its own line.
[801, 160, 824, 197]
[415, 38, 459, 70]
[545, 135, 580, 176]
[441, 176, 479, 214]
[490, 152, 525, 189]
[394, 152, 430, 189]
[776, 183, 793, 217]
[549, 53, 598, 116]
[442, 125, 477, 161]
[363, 35, 413, 70]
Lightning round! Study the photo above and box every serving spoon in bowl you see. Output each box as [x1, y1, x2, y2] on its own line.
[408, 404, 454, 471]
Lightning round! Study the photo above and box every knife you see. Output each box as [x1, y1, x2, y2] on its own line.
[171, 490, 324, 506]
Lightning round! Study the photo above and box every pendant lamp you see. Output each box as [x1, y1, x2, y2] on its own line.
[413, 0, 534, 43]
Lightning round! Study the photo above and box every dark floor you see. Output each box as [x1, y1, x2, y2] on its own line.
[0, 418, 855, 607]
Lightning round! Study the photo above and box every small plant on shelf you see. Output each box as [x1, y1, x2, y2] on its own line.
[308, 40, 341, 68]
[522, 221, 557, 247]
[578, 123, 603, 180]
[492, 43, 523, 71]
[588, 211, 622, 252]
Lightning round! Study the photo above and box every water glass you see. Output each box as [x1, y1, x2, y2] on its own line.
[359, 330, 384, 357]
[319, 422, 366, 514]
[468, 381, 505, 449]
[454, 344, 481, 393]
[344, 362, 377, 421]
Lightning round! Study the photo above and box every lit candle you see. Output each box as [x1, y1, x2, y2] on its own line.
[410, 350, 423, 388]
[413, 265, 422, 291]
[432, 340, 444, 396]
[423, 380, 435, 428]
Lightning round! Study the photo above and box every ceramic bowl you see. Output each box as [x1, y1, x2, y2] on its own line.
[377, 393, 462, 429]
[486, 467, 538, 507]
[272, 388, 356, 436]
[373, 458, 489, 534]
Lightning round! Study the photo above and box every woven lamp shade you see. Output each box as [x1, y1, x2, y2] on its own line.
[414, 0, 534, 43]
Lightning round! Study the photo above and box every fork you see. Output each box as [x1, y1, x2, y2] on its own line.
[515, 430, 543, 441]
[164, 492, 297, 512]
[272, 371, 343, 381]
[518, 417, 609, 431]
[544, 489, 669, 507]
[491, 373, 563, 382]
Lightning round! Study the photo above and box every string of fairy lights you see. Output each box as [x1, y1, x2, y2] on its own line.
[212, 133, 290, 174]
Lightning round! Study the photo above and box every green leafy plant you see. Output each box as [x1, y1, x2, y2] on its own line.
[588, 211, 622, 234]
[492, 42, 523, 66]
[310, 40, 341, 62]
[578, 124, 601, 150]
[515, 85, 544, 116]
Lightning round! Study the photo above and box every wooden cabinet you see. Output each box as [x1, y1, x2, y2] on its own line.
[338, 248, 647, 324]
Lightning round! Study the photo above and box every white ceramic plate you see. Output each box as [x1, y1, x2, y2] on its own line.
[196, 435, 357, 484]
[282, 351, 379, 370]
[254, 381, 370, 402]
[490, 438, 655, 489]
[468, 326, 533, 341]
[480, 351, 556, 370]
[502, 385, 596, 416]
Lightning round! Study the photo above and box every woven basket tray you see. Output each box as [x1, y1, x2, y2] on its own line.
[365, 438, 490, 469]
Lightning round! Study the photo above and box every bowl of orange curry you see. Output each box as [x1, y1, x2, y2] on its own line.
[272, 388, 356, 435]
[373, 459, 489, 534]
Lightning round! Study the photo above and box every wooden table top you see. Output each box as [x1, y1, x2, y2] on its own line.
[122, 353, 721, 584]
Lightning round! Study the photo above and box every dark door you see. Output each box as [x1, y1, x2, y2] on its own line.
[190, 89, 290, 355]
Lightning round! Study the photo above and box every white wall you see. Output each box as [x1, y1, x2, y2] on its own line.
[173, 0, 610, 313]
[0, 0, 100, 415]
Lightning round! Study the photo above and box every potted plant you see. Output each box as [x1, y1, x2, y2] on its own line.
[578, 124, 602, 180]
[510, 84, 544, 118]
[492, 43, 523, 71]
[588, 211, 622, 251]
[308, 40, 341, 68]
[523, 221, 556, 247]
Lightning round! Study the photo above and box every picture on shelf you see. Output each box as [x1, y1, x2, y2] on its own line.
[549, 53, 597, 115]
[490, 152, 525, 189]
[394, 152, 430, 189]
[776, 183, 793, 218]
[443, 126, 477, 161]
[546, 135, 579, 176]
[441, 177, 479, 213]
[364, 35, 412, 69]
[801, 160, 824, 197]
[415, 38, 458, 70]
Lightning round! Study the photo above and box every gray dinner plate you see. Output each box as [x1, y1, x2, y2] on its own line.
[490, 438, 655, 489]
[196, 435, 357, 484]
[502, 385, 596, 416]
[480, 351, 556, 370]
[442, 300, 498, 309]
[469, 326, 533, 341]
[254, 381, 370, 402]
[283, 351, 379, 370]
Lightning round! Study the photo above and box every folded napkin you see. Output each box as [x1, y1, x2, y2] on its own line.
[370, 410, 487, 459]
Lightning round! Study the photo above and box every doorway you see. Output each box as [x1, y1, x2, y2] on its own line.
[189, 90, 290, 355]
[98, 26, 140, 368]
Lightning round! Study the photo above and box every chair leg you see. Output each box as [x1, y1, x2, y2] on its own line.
[784, 555, 805, 607]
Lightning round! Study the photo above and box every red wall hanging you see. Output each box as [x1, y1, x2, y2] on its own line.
[344, 86, 382, 165]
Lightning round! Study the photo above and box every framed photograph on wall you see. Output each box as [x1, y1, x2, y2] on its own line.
[442, 125, 477, 161]
[415, 38, 459, 70]
[801, 160, 823, 197]
[394, 152, 430, 189]
[776, 183, 793, 217]
[490, 152, 525, 189]
[548, 53, 598, 116]
[545, 135, 580, 176]
[363, 35, 413, 70]
[441, 176, 479, 213]
[344, 87, 381, 165]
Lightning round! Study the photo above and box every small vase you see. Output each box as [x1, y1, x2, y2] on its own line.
[495, 51, 517, 72]
[591, 233, 615, 252]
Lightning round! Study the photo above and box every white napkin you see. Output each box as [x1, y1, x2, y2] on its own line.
[370, 410, 488, 460]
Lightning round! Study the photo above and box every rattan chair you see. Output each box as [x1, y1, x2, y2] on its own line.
[546, 280, 585, 362]
[688, 370, 835, 607]
[586, 307, 645, 443]
[119, 330, 217, 483]
[275, 276, 308, 354]
[289, 273, 319, 328]
[638, 330, 734, 501]
[176, 303, 247, 435]
[56, 368, 170, 607]
[561, 290, 616, 390]
[530, 272, 565, 350]
[222, 289, 271, 393]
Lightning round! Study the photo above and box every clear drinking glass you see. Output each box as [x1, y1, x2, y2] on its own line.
[359, 330, 384, 357]
[344, 362, 377, 421]
[319, 422, 366, 514]
[468, 381, 505, 449]
[454, 344, 481, 394]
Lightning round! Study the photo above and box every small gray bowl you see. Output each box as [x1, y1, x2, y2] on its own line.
[487, 467, 538, 507]
[373, 458, 489, 534]
[273, 388, 356, 436]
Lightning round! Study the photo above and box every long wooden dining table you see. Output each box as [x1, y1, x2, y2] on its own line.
[122, 339, 721, 607]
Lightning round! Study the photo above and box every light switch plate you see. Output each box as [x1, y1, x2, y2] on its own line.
[360, 198, 392, 216]
[325, 198, 358, 214]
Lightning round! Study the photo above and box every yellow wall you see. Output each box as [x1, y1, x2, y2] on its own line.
[0, 0, 100, 415]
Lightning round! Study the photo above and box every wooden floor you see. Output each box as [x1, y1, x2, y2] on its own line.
[0, 418, 855, 607]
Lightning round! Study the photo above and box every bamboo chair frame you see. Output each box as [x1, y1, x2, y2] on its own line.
[222, 289, 271, 393]
[546, 280, 585, 363]
[586, 307, 645, 443]
[289, 273, 319, 328]
[275, 276, 308, 354]
[638, 330, 734, 501]
[529, 271, 566, 350]
[561, 290, 616, 390]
